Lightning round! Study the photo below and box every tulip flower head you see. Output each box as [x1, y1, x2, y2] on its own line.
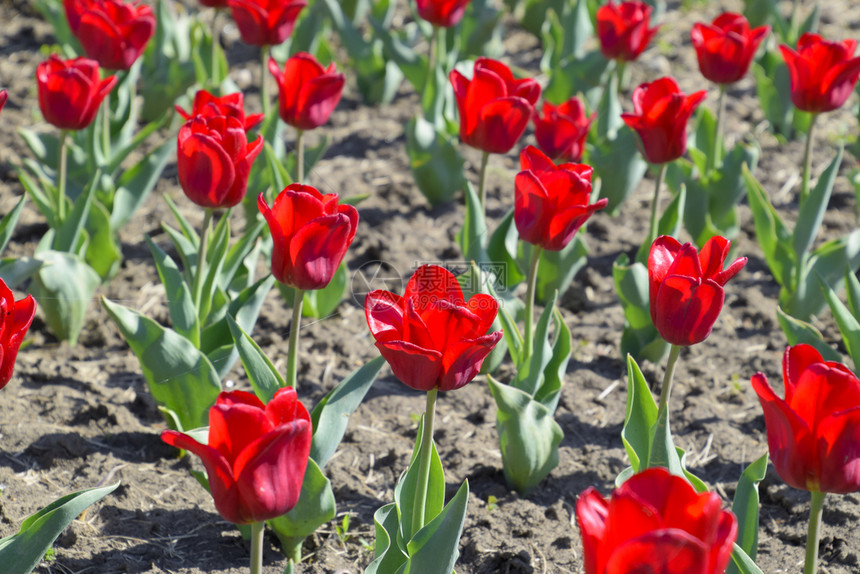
[596, 0, 659, 63]
[161, 388, 312, 524]
[532, 97, 595, 163]
[0, 90, 8, 114]
[176, 90, 264, 132]
[621, 77, 707, 165]
[752, 345, 860, 494]
[576, 467, 737, 574]
[36, 55, 117, 131]
[268, 54, 345, 131]
[449, 58, 541, 154]
[415, 0, 471, 28]
[691, 13, 769, 85]
[514, 146, 608, 252]
[365, 265, 503, 392]
[63, 0, 155, 71]
[258, 184, 358, 291]
[0, 279, 36, 391]
[177, 115, 264, 209]
[779, 33, 860, 113]
[228, 0, 306, 47]
[648, 235, 746, 347]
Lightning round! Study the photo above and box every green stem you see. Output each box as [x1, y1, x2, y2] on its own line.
[287, 287, 304, 390]
[193, 209, 213, 319]
[801, 113, 818, 204]
[296, 129, 305, 184]
[523, 245, 542, 364]
[616, 60, 627, 92]
[711, 84, 727, 173]
[250, 521, 264, 574]
[211, 9, 221, 86]
[261, 45, 271, 119]
[791, 0, 801, 41]
[426, 26, 438, 91]
[647, 162, 668, 248]
[57, 129, 68, 225]
[804, 491, 826, 574]
[101, 99, 111, 164]
[412, 387, 439, 536]
[656, 344, 682, 418]
[477, 151, 490, 217]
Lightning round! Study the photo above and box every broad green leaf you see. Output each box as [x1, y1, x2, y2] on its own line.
[788, 231, 860, 319]
[84, 199, 122, 280]
[30, 251, 100, 344]
[53, 171, 97, 255]
[0, 257, 42, 287]
[111, 138, 174, 228]
[621, 355, 657, 472]
[730, 543, 765, 574]
[394, 417, 445, 544]
[592, 127, 648, 214]
[614, 255, 669, 364]
[485, 209, 525, 289]
[0, 196, 26, 255]
[647, 404, 685, 477]
[227, 314, 285, 402]
[726, 453, 768, 574]
[366, 503, 408, 574]
[821, 280, 860, 372]
[793, 147, 842, 258]
[406, 117, 465, 206]
[777, 306, 841, 362]
[147, 236, 198, 345]
[536, 236, 588, 303]
[515, 290, 558, 395]
[596, 63, 622, 141]
[534, 306, 571, 413]
[402, 480, 469, 574]
[457, 181, 488, 264]
[743, 165, 795, 288]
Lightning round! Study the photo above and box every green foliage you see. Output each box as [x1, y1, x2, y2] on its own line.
[406, 118, 466, 206]
[726, 454, 768, 574]
[613, 255, 668, 365]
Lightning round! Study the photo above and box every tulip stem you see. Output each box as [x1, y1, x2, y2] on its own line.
[524, 245, 542, 364]
[261, 45, 271, 119]
[801, 113, 818, 204]
[412, 387, 438, 536]
[287, 287, 304, 389]
[296, 129, 305, 184]
[477, 150, 490, 214]
[250, 521, 264, 574]
[656, 344, 681, 418]
[57, 129, 68, 225]
[711, 84, 727, 173]
[804, 491, 826, 574]
[193, 209, 213, 320]
[426, 27, 437, 91]
[647, 162, 668, 249]
[101, 100, 111, 164]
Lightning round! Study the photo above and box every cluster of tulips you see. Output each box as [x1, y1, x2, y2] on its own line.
[2, 0, 860, 573]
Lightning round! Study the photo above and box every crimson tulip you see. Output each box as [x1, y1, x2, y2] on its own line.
[0, 90, 7, 114]
[176, 90, 264, 132]
[0, 279, 36, 391]
[779, 33, 860, 113]
[621, 77, 706, 165]
[415, 0, 471, 28]
[648, 235, 746, 347]
[268, 54, 345, 131]
[752, 345, 860, 494]
[596, 0, 658, 63]
[691, 13, 769, 85]
[449, 58, 540, 154]
[177, 115, 263, 209]
[533, 97, 594, 163]
[258, 184, 358, 290]
[228, 0, 306, 47]
[161, 388, 311, 524]
[514, 146, 607, 251]
[36, 55, 117, 131]
[365, 265, 503, 392]
[63, 0, 155, 71]
[576, 467, 737, 574]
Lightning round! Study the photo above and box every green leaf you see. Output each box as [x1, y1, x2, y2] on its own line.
[111, 138, 174, 228]
[534, 306, 571, 413]
[265, 141, 291, 191]
[310, 355, 385, 468]
[730, 543, 765, 574]
[227, 314, 285, 403]
[726, 453, 768, 574]
[0, 482, 120, 574]
[536, 236, 588, 303]
[406, 117, 466, 206]
[365, 503, 408, 574]
[30, 251, 100, 345]
[596, 63, 622, 141]
[846, 266, 860, 319]
[485, 209, 525, 289]
[220, 221, 264, 292]
[84, 199, 122, 280]
[613, 255, 669, 364]
[457, 181, 488, 264]
[621, 355, 657, 472]
[592, 127, 648, 214]
[821, 279, 860, 371]
[776, 305, 841, 362]
[743, 164, 795, 289]
[394, 419, 445, 544]
[403, 480, 469, 574]
[19, 170, 56, 230]
[147, 236, 198, 345]
[515, 290, 558, 395]
[647, 401, 685, 477]
[53, 171, 98, 255]
[0, 257, 42, 287]
[0, 196, 26, 255]
[102, 297, 222, 430]
[486, 279, 523, 366]
[793, 147, 842, 258]
[789, 231, 860, 319]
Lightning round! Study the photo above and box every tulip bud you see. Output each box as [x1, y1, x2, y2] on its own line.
[779, 33, 860, 113]
[596, 0, 659, 63]
[36, 55, 117, 131]
[533, 97, 594, 163]
[63, 0, 155, 71]
[0, 279, 36, 390]
[176, 90, 264, 133]
[227, 0, 306, 47]
[691, 13, 769, 85]
[415, 0, 471, 28]
[268, 54, 345, 131]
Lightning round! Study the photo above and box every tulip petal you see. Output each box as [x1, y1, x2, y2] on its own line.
[817, 406, 860, 493]
[375, 340, 443, 392]
[576, 488, 609, 574]
[289, 212, 354, 290]
[209, 395, 273, 462]
[404, 265, 465, 310]
[473, 97, 533, 154]
[605, 529, 709, 574]
[295, 74, 345, 130]
[514, 170, 552, 247]
[177, 131, 237, 208]
[783, 344, 826, 402]
[464, 293, 499, 335]
[365, 290, 405, 343]
[654, 275, 724, 346]
[439, 331, 503, 391]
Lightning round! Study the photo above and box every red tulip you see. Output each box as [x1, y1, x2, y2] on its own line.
[63, 0, 155, 71]
[198, 0, 228, 8]
[691, 13, 769, 85]
[779, 33, 860, 113]
[576, 467, 737, 574]
[752, 345, 860, 494]
[268, 54, 345, 131]
[36, 55, 117, 131]
[533, 97, 594, 163]
[0, 90, 8, 114]
[621, 77, 707, 164]
[176, 90, 264, 132]
[450, 58, 541, 154]
[0, 279, 36, 391]
[365, 265, 503, 392]
[514, 146, 608, 251]
[177, 115, 263, 209]
[415, 0, 471, 28]
[596, 0, 658, 63]
[648, 235, 746, 347]
[161, 388, 312, 524]
[227, 0, 306, 47]
[258, 184, 358, 290]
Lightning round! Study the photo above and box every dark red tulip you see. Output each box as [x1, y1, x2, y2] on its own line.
[0, 90, 7, 115]
[177, 115, 263, 208]
[365, 265, 503, 392]
[576, 467, 737, 574]
[63, 0, 155, 71]
[198, 0, 228, 8]
[648, 235, 746, 347]
[0, 279, 36, 390]
[779, 33, 860, 113]
[752, 345, 860, 494]
[258, 184, 358, 290]
[596, 0, 658, 63]
[161, 388, 312, 524]
[227, 0, 306, 47]
[176, 90, 264, 132]
[36, 55, 117, 131]
[415, 0, 471, 28]
[514, 146, 607, 251]
[450, 58, 540, 154]
[533, 96, 594, 163]
[268, 54, 345, 131]
[691, 13, 770, 85]
[621, 77, 706, 164]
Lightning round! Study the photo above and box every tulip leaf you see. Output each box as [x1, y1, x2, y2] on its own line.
[310, 355, 386, 469]
[368, 18, 425, 91]
[793, 147, 842, 259]
[0, 257, 42, 288]
[743, 164, 795, 289]
[220, 221, 265, 293]
[846, 266, 860, 319]
[613, 254, 669, 364]
[534, 306, 571, 413]
[621, 354, 657, 473]
[488, 377, 563, 496]
[286, 135, 329, 183]
[536, 236, 588, 303]
[164, 194, 200, 247]
[265, 142, 291, 191]
[726, 453, 769, 574]
[30, 251, 100, 345]
[648, 402, 685, 478]
[596, 63, 623, 142]
[366, 503, 408, 574]
[753, 53, 795, 138]
[592, 127, 648, 214]
[0, 196, 26, 256]
[227, 313, 285, 403]
[515, 290, 559, 395]
[147, 235, 199, 346]
[788, 231, 860, 320]
[403, 480, 469, 574]
[776, 305, 840, 362]
[406, 117, 466, 207]
[102, 297, 222, 430]
[0, 481, 120, 574]
[53, 169, 97, 255]
[395, 419, 445, 543]
[84, 199, 122, 280]
[486, 209, 525, 289]
[457, 181, 489, 264]
[460, 0, 504, 58]
[18, 170, 57, 230]
[821, 279, 860, 372]
[487, 280, 523, 366]
[730, 543, 765, 574]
